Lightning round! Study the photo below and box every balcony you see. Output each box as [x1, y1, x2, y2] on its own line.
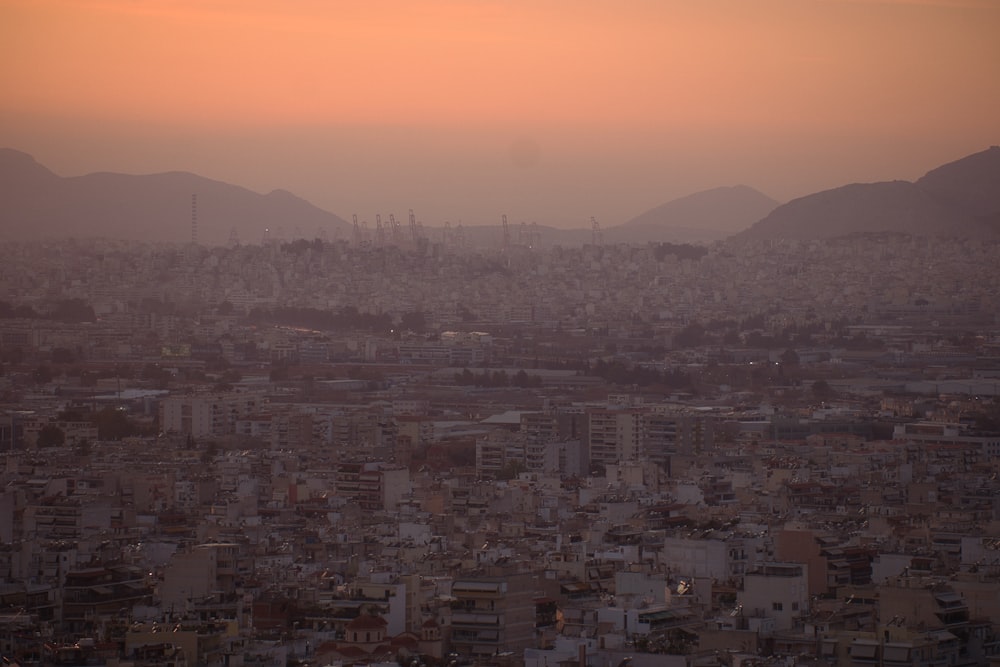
[451, 612, 501, 627]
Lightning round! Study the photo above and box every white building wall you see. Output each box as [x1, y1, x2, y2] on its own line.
[662, 537, 729, 580]
[739, 563, 809, 631]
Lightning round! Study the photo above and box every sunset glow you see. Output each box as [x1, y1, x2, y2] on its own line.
[3, 0, 998, 226]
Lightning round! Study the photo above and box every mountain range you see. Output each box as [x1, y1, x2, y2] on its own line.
[0, 148, 350, 246]
[736, 146, 1000, 240]
[2, 146, 998, 245]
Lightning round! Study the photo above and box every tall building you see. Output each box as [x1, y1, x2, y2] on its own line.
[449, 571, 537, 659]
[587, 408, 644, 467]
[160, 543, 242, 613]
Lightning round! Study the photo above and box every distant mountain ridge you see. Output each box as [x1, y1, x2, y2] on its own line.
[608, 185, 779, 243]
[0, 148, 351, 245]
[4, 146, 998, 245]
[0, 148, 780, 247]
[736, 146, 1000, 241]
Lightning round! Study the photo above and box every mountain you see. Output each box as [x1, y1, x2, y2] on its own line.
[916, 145, 1000, 223]
[736, 147, 1000, 241]
[0, 149, 350, 245]
[7, 146, 997, 246]
[607, 185, 780, 243]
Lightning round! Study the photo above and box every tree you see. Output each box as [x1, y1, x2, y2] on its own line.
[673, 323, 705, 348]
[400, 310, 427, 333]
[269, 363, 290, 382]
[48, 298, 96, 323]
[780, 348, 800, 366]
[454, 368, 475, 385]
[512, 369, 542, 388]
[142, 363, 172, 389]
[92, 406, 137, 440]
[0, 301, 39, 319]
[496, 461, 527, 480]
[37, 424, 65, 447]
[57, 408, 86, 422]
[33, 365, 54, 385]
[201, 440, 219, 463]
[51, 347, 77, 364]
[812, 379, 835, 401]
[456, 303, 476, 322]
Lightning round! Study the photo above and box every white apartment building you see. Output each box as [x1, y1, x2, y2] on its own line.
[159, 391, 264, 438]
[739, 562, 809, 631]
[588, 408, 644, 466]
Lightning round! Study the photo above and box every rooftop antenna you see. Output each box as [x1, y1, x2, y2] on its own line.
[191, 194, 198, 245]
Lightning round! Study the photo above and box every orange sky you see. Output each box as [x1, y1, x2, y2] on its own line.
[2, 0, 999, 228]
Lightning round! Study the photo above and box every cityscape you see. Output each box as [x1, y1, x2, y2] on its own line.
[3, 0, 999, 665]
[1, 225, 999, 666]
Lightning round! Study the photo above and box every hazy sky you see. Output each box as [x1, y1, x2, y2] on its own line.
[2, 0, 998, 228]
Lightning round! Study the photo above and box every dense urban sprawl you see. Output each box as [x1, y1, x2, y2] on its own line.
[2, 234, 1000, 667]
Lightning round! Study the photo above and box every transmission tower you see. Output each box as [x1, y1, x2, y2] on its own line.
[191, 194, 198, 244]
[591, 217, 603, 246]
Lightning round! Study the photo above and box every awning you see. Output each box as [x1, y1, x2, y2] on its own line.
[883, 645, 911, 662]
[850, 641, 878, 659]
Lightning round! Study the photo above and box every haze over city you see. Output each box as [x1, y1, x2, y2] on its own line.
[3, 0, 999, 230]
[7, 3, 1000, 666]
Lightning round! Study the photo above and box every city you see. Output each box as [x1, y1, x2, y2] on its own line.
[1, 233, 999, 666]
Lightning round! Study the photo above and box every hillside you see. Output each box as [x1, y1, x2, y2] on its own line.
[608, 185, 779, 243]
[0, 149, 350, 245]
[736, 147, 1000, 241]
[916, 145, 1000, 225]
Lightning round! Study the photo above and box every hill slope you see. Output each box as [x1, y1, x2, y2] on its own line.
[608, 185, 779, 243]
[0, 149, 350, 245]
[916, 145, 1000, 225]
[737, 147, 1000, 241]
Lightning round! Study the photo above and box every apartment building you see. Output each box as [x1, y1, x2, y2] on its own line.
[160, 391, 264, 438]
[448, 571, 537, 659]
[587, 408, 644, 466]
[739, 562, 809, 631]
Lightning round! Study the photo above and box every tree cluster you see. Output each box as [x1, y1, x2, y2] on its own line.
[651, 242, 709, 262]
[57, 406, 147, 441]
[589, 358, 692, 389]
[0, 298, 96, 323]
[452, 368, 543, 388]
[247, 305, 392, 333]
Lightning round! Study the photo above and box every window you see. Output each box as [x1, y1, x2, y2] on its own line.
[772, 602, 783, 611]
